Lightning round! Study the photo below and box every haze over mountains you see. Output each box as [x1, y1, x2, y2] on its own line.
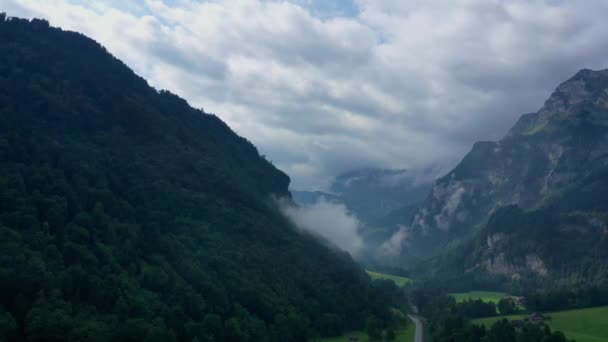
[290, 68, 608, 295]
[291, 167, 441, 267]
[385, 68, 608, 290]
[292, 167, 440, 224]
[3, 2, 608, 341]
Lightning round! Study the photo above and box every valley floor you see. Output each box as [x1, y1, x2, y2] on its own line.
[318, 317, 416, 342]
[474, 306, 608, 342]
[366, 271, 413, 287]
[449, 291, 509, 304]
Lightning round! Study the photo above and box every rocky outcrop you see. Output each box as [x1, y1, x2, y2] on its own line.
[395, 69, 608, 263]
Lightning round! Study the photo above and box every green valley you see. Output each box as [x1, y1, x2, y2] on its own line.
[449, 291, 509, 304]
[474, 306, 608, 342]
[3, 3, 608, 342]
[318, 317, 415, 342]
[366, 271, 413, 287]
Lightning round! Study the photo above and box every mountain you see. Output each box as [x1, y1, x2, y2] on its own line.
[292, 168, 436, 270]
[0, 15, 397, 341]
[330, 168, 436, 226]
[290, 190, 341, 207]
[401, 69, 608, 289]
[426, 203, 608, 292]
[293, 168, 435, 227]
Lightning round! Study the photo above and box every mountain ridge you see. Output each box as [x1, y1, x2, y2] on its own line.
[0, 15, 396, 341]
[398, 68, 608, 290]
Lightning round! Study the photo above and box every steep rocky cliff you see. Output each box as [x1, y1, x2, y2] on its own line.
[393, 69, 608, 270]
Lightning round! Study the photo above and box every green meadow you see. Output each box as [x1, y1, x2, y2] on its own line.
[474, 306, 608, 342]
[319, 317, 415, 342]
[449, 291, 509, 303]
[366, 270, 413, 287]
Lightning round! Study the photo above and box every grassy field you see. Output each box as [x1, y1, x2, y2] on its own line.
[319, 330, 367, 342]
[366, 270, 413, 287]
[474, 306, 608, 342]
[319, 317, 416, 342]
[449, 291, 509, 303]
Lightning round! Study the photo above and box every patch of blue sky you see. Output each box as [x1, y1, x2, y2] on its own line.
[290, 0, 359, 19]
[65, 0, 151, 16]
[65, 0, 359, 20]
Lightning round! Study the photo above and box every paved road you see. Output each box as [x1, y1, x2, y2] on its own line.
[407, 314, 424, 342]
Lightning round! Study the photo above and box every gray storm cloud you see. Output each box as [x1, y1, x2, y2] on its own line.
[8, 0, 608, 189]
[279, 198, 364, 257]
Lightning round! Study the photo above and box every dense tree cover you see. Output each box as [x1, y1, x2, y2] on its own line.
[459, 299, 498, 318]
[409, 288, 497, 320]
[411, 290, 572, 342]
[525, 286, 608, 312]
[496, 299, 517, 316]
[0, 15, 397, 341]
[365, 279, 409, 342]
[419, 202, 608, 297]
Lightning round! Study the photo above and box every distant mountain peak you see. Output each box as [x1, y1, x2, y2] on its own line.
[332, 168, 409, 192]
[540, 68, 608, 114]
[509, 68, 608, 137]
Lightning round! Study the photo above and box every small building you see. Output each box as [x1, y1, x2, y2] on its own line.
[511, 296, 526, 306]
[528, 313, 545, 324]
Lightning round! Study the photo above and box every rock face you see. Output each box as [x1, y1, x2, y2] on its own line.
[477, 232, 548, 280]
[395, 69, 608, 265]
[329, 168, 436, 225]
[430, 204, 608, 289]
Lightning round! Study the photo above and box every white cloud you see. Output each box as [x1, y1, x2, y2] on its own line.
[279, 199, 364, 257]
[379, 224, 409, 257]
[4, 0, 608, 189]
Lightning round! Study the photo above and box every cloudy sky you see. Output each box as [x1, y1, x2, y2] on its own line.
[3, 0, 608, 189]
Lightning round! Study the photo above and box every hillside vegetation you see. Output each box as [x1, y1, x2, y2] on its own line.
[0, 14, 396, 341]
[412, 290, 574, 342]
[366, 271, 412, 287]
[449, 291, 508, 304]
[474, 306, 608, 342]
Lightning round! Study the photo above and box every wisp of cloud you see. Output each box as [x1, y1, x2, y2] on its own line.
[279, 198, 363, 257]
[379, 224, 409, 257]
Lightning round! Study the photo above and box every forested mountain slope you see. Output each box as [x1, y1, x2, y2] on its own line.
[0, 15, 394, 341]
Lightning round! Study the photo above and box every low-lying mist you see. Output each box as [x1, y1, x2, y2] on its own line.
[379, 224, 409, 257]
[279, 198, 364, 257]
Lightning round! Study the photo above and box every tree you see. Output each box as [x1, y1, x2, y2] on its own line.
[485, 319, 515, 342]
[541, 331, 568, 342]
[365, 316, 382, 341]
[497, 298, 517, 315]
[0, 308, 17, 341]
